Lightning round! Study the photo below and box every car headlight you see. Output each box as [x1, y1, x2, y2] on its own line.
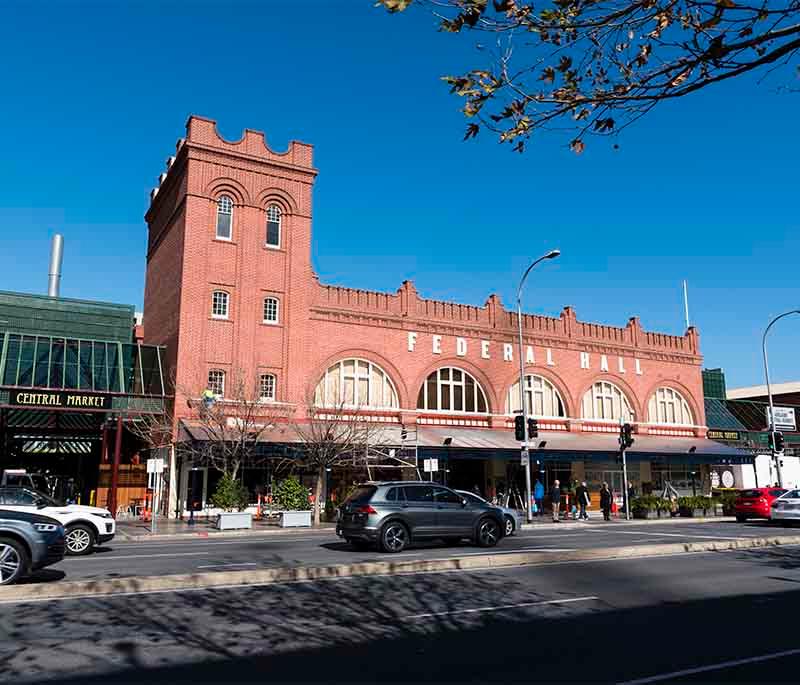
[97, 512, 114, 519]
[34, 523, 59, 533]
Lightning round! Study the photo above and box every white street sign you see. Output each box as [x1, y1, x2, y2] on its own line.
[423, 458, 438, 473]
[767, 406, 796, 432]
[147, 458, 165, 474]
[520, 452, 529, 466]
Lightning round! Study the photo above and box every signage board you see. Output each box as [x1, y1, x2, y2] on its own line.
[147, 458, 165, 474]
[767, 406, 796, 432]
[423, 458, 438, 473]
[8, 389, 111, 410]
[707, 430, 741, 441]
[520, 452, 529, 466]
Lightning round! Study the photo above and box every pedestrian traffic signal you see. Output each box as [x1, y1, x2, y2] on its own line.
[774, 431, 785, 453]
[620, 423, 635, 449]
[527, 418, 539, 439]
[514, 415, 526, 441]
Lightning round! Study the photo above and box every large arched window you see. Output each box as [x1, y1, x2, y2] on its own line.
[582, 381, 633, 422]
[416, 367, 489, 413]
[648, 387, 693, 425]
[266, 205, 281, 248]
[507, 375, 565, 418]
[216, 196, 233, 240]
[314, 358, 399, 408]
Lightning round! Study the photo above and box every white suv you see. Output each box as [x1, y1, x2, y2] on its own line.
[0, 487, 115, 555]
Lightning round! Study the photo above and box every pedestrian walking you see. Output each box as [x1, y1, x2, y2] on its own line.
[576, 481, 590, 520]
[534, 479, 545, 517]
[550, 479, 562, 522]
[600, 482, 612, 521]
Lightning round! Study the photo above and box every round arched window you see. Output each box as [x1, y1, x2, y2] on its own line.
[507, 375, 565, 418]
[581, 381, 633, 421]
[416, 367, 489, 413]
[314, 359, 399, 408]
[648, 387, 693, 425]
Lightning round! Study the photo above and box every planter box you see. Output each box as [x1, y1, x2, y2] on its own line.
[634, 510, 659, 520]
[680, 508, 705, 518]
[281, 510, 312, 528]
[216, 512, 253, 530]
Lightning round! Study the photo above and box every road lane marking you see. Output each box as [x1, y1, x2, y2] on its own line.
[197, 562, 259, 568]
[113, 536, 330, 548]
[610, 531, 743, 540]
[401, 595, 599, 620]
[618, 647, 800, 684]
[65, 552, 210, 562]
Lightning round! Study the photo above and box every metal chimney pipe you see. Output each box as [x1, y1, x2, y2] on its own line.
[47, 234, 64, 297]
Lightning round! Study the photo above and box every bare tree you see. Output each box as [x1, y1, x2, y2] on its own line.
[380, 1, 800, 152]
[292, 399, 395, 526]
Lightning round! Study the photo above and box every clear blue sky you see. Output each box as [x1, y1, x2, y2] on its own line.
[1, 1, 798, 388]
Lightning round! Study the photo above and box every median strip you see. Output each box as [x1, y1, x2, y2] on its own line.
[3, 534, 800, 604]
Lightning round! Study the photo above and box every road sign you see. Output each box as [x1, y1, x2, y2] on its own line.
[423, 458, 438, 473]
[767, 406, 796, 432]
[520, 452, 529, 466]
[147, 458, 165, 474]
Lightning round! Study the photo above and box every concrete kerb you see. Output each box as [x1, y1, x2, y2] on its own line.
[3, 533, 800, 604]
[115, 525, 335, 543]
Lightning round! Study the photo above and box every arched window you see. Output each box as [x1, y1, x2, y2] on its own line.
[216, 196, 233, 240]
[314, 358, 399, 408]
[207, 369, 225, 397]
[648, 387, 693, 425]
[211, 290, 229, 319]
[507, 375, 565, 418]
[416, 367, 489, 413]
[266, 205, 281, 248]
[582, 381, 633, 421]
[259, 373, 276, 402]
[263, 297, 279, 324]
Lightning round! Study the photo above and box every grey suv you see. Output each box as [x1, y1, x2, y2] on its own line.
[0, 509, 66, 585]
[336, 481, 505, 553]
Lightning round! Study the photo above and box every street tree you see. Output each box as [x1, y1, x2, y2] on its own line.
[379, 0, 800, 152]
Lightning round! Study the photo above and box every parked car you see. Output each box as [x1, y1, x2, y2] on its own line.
[456, 489, 522, 537]
[0, 509, 65, 585]
[770, 489, 800, 525]
[0, 487, 115, 555]
[734, 487, 787, 522]
[336, 481, 505, 553]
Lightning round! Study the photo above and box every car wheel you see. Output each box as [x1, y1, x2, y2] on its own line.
[504, 516, 515, 537]
[736, 515, 746, 523]
[65, 524, 95, 556]
[476, 517, 501, 548]
[347, 539, 372, 551]
[0, 537, 29, 586]
[380, 521, 409, 553]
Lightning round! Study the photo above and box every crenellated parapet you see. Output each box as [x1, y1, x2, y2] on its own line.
[311, 278, 701, 359]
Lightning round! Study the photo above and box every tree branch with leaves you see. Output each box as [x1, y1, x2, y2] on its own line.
[379, 0, 800, 153]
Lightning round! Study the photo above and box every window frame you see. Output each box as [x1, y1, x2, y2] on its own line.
[416, 366, 489, 414]
[647, 386, 694, 426]
[211, 290, 230, 320]
[215, 195, 233, 241]
[207, 369, 226, 398]
[581, 380, 634, 422]
[265, 204, 282, 249]
[259, 373, 276, 402]
[507, 374, 566, 418]
[262, 297, 280, 325]
[314, 358, 399, 409]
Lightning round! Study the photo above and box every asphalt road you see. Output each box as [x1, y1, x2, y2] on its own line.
[24, 519, 799, 584]
[4, 540, 800, 682]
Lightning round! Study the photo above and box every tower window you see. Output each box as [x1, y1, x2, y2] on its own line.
[266, 205, 281, 248]
[216, 196, 233, 240]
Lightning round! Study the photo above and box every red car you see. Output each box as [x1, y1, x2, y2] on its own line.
[734, 487, 787, 522]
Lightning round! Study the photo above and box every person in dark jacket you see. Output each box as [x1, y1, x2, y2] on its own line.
[600, 482, 612, 521]
[575, 481, 590, 520]
[550, 480, 562, 522]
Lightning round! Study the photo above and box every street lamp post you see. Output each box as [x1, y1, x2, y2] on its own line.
[517, 249, 561, 523]
[762, 310, 800, 487]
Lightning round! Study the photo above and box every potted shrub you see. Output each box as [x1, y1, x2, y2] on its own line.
[678, 496, 705, 518]
[211, 474, 252, 530]
[274, 476, 312, 527]
[632, 495, 659, 520]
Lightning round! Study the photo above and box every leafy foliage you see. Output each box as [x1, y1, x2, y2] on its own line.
[632, 495, 673, 513]
[210, 473, 250, 512]
[379, 1, 800, 153]
[273, 476, 311, 511]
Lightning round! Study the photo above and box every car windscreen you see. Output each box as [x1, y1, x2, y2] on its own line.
[343, 486, 377, 506]
[769, 489, 787, 498]
[738, 490, 763, 498]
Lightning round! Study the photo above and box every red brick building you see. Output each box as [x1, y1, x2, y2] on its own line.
[144, 116, 744, 512]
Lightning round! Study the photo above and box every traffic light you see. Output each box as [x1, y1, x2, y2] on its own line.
[527, 418, 539, 439]
[401, 428, 408, 441]
[620, 423, 635, 449]
[774, 431, 785, 453]
[514, 415, 525, 441]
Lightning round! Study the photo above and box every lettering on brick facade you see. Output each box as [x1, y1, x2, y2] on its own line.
[526, 346, 535, 364]
[503, 343, 513, 362]
[456, 337, 467, 357]
[481, 340, 490, 359]
[432, 335, 442, 354]
[618, 357, 626, 374]
[600, 355, 609, 372]
[580, 352, 590, 369]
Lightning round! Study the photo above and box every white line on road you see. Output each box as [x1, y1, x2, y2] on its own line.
[113, 536, 329, 548]
[197, 562, 259, 569]
[402, 595, 599, 620]
[618, 647, 800, 684]
[610, 531, 743, 541]
[67, 552, 210, 562]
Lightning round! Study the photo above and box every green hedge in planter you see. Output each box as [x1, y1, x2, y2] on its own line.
[678, 496, 715, 516]
[632, 496, 674, 518]
[273, 476, 310, 511]
[210, 474, 249, 512]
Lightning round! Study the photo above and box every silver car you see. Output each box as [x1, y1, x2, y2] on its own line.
[336, 481, 506, 553]
[456, 490, 523, 537]
[771, 488, 800, 524]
